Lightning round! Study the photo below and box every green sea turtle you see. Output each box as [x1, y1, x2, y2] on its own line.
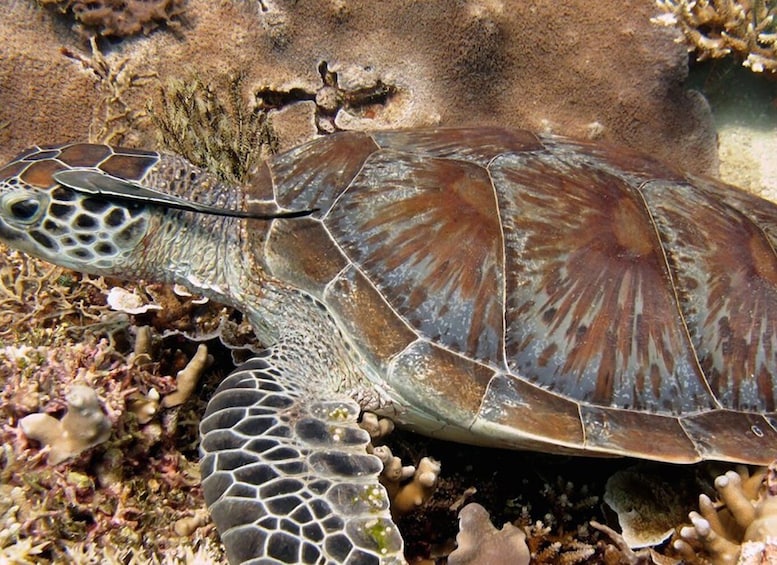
[1, 127, 776, 564]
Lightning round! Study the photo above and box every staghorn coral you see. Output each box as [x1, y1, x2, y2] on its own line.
[20, 385, 112, 465]
[654, 0, 777, 72]
[38, 0, 187, 38]
[675, 463, 777, 564]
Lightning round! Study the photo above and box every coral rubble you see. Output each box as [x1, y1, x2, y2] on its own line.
[0, 247, 223, 562]
[654, 0, 777, 72]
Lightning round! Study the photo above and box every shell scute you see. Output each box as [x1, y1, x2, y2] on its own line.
[389, 341, 495, 426]
[20, 159, 67, 188]
[642, 180, 777, 414]
[266, 218, 348, 295]
[490, 151, 714, 414]
[688, 174, 777, 249]
[544, 137, 686, 183]
[680, 410, 777, 463]
[57, 143, 113, 167]
[99, 151, 159, 181]
[580, 406, 697, 462]
[370, 127, 543, 166]
[271, 132, 378, 215]
[325, 148, 504, 364]
[0, 159, 28, 183]
[474, 372, 585, 451]
[324, 266, 416, 372]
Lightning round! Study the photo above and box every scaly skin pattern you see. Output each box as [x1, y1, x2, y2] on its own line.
[2, 128, 777, 563]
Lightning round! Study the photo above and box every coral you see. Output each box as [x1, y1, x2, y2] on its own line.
[604, 466, 691, 548]
[447, 503, 530, 565]
[362, 413, 441, 517]
[0, 251, 223, 561]
[19, 385, 112, 464]
[161, 344, 212, 407]
[390, 457, 442, 515]
[107, 286, 163, 315]
[4, 0, 719, 175]
[254, 60, 398, 135]
[38, 0, 187, 38]
[675, 463, 777, 564]
[360, 411, 396, 441]
[654, 0, 777, 72]
[60, 37, 158, 145]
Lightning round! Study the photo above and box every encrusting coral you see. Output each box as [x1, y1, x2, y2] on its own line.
[38, 0, 187, 38]
[675, 463, 777, 564]
[19, 385, 112, 465]
[654, 0, 777, 72]
[604, 465, 692, 548]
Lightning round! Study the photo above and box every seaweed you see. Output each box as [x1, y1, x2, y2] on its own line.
[148, 73, 278, 186]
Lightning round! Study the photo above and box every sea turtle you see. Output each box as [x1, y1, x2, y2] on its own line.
[1, 127, 776, 564]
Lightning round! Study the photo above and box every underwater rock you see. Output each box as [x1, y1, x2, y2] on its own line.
[2, 0, 718, 176]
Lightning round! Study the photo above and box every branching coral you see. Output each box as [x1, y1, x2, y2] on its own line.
[162, 344, 212, 408]
[38, 0, 187, 38]
[653, 0, 777, 72]
[675, 463, 777, 564]
[361, 413, 441, 517]
[19, 385, 112, 465]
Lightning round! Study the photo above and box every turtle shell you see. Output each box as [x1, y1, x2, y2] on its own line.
[258, 127, 777, 465]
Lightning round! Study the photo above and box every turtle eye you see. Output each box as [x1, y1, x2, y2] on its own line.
[10, 199, 40, 221]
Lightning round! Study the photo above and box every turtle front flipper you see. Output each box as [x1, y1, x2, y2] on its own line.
[199, 355, 405, 564]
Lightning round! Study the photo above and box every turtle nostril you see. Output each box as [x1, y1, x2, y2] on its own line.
[10, 199, 40, 221]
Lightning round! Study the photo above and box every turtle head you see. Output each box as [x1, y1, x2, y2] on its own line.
[0, 144, 158, 275]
